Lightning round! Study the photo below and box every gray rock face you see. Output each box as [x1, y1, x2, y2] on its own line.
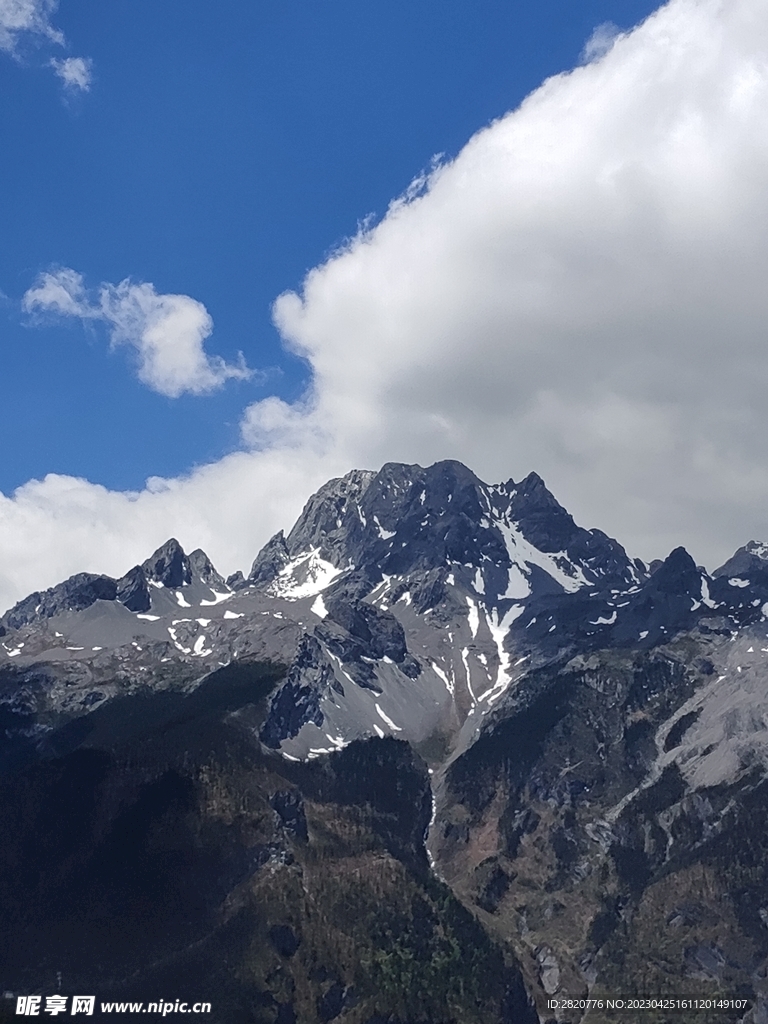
[324, 591, 413, 667]
[115, 565, 151, 613]
[188, 547, 226, 589]
[248, 530, 291, 586]
[714, 539, 768, 578]
[260, 635, 332, 748]
[141, 537, 192, 587]
[2, 572, 118, 630]
[284, 468, 376, 563]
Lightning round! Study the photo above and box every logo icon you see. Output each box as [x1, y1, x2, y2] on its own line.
[70, 998, 95, 1016]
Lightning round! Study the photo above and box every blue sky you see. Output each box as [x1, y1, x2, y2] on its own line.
[2, 0, 768, 609]
[2, 0, 659, 492]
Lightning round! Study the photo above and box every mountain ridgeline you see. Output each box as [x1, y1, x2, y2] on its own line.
[2, 460, 768, 1023]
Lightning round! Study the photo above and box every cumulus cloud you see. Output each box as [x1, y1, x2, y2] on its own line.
[50, 54, 91, 91]
[267, 0, 768, 568]
[4, 0, 768, 611]
[24, 269, 252, 398]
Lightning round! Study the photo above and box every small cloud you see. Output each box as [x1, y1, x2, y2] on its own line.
[23, 267, 91, 318]
[581, 22, 621, 64]
[24, 268, 252, 399]
[240, 395, 325, 452]
[0, 0, 63, 53]
[0, 0, 93, 90]
[50, 55, 92, 91]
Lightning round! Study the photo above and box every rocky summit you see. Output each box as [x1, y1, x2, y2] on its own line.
[2, 460, 768, 1023]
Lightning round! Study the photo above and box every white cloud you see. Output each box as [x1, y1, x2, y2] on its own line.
[23, 266, 89, 316]
[267, 0, 768, 568]
[240, 394, 327, 452]
[0, 449, 347, 616]
[4, 0, 768, 611]
[24, 270, 252, 398]
[50, 54, 91, 91]
[0, 0, 92, 89]
[581, 22, 622, 63]
[0, 0, 62, 52]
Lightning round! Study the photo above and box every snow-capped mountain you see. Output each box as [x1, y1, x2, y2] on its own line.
[0, 465, 617, 749]
[3, 459, 765, 768]
[5, 460, 768, 1020]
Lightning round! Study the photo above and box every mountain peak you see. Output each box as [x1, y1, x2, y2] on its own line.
[713, 539, 768, 579]
[649, 546, 700, 596]
[248, 531, 291, 586]
[1, 572, 118, 630]
[506, 473, 579, 551]
[517, 469, 547, 491]
[188, 548, 226, 589]
[141, 538, 191, 588]
[284, 470, 376, 561]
